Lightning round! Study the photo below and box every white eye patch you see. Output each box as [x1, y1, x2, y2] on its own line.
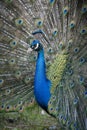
[34, 43, 39, 50]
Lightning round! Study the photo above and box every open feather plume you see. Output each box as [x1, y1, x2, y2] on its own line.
[0, 0, 87, 130]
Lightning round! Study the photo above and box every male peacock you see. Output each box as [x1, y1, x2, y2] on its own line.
[0, 0, 87, 130]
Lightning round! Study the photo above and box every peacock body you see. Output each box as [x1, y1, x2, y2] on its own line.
[0, 0, 87, 130]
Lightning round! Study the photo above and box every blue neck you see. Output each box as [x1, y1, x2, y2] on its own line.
[34, 49, 51, 111]
[35, 49, 46, 81]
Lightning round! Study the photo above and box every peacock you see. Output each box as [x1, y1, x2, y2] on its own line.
[0, 0, 87, 130]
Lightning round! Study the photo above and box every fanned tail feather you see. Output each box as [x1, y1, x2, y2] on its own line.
[0, 0, 87, 130]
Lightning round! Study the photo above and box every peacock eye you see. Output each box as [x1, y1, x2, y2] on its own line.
[6, 105, 10, 110]
[15, 18, 23, 26]
[49, 0, 55, 5]
[69, 21, 75, 29]
[79, 76, 84, 84]
[73, 98, 78, 105]
[63, 7, 69, 15]
[0, 79, 4, 85]
[31, 44, 38, 49]
[15, 70, 21, 79]
[1, 104, 5, 109]
[10, 40, 17, 48]
[84, 91, 87, 98]
[19, 106, 24, 112]
[79, 57, 85, 64]
[8, 58, 16, 65]
[34, 44, 37, 47]
[69, 81, 75, 88]
[18, 101, 22, 105]
[81, 5, 87, 14]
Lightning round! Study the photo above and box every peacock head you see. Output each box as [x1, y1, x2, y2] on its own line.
[30, 40, 43, 51]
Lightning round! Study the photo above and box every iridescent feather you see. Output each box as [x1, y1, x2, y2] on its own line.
[0, 0, 87, 130]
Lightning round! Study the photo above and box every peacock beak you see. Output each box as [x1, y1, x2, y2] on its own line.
[30, 44, 34, 49]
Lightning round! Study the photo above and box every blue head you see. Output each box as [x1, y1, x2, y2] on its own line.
[30, 40, 43, 52]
